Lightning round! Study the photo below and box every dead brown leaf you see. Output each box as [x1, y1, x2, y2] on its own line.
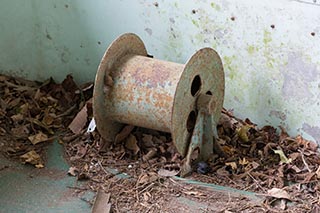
[157, 169, 179, 177]
[267, 188, 291, 200]
[115, 125, 135, 143]
[68, 100, 91, 134]
[28, 132, 49, 145]
[11, 125, 30, 138]
[20, 150, 44, 168]
[137, 172, 158, 185]
[68, 166, 79, 176]
[125, 134, 140, 155]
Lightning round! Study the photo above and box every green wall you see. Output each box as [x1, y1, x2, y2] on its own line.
[0, 0, 109, 83]
[0, 0, 320, 144]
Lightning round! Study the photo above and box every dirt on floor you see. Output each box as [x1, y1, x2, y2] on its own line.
[1, 74, 320, 212]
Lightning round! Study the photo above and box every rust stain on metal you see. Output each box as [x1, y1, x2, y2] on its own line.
[131, 57, 172, 89]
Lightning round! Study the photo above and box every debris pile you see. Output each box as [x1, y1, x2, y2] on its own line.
[63, 107, 320, 211]
[1, 74, 319, 212]
[0, 74, 92, 167]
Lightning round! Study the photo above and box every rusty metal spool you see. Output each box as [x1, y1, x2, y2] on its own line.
[93, 33, 224, 175]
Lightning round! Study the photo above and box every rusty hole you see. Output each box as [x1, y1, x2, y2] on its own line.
[191, 75, 201, 96]
[206, 91, 212, 95]
[186, 110, 197, 133]
[311, 32, 315, 36]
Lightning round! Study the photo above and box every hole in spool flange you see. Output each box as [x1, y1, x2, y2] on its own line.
[191, 75, 201, 96]
[206, 91, 212, 95]
[186, 110, 197, 133]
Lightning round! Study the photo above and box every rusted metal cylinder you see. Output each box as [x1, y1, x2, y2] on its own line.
[108, 55, 184, 133]
[93, 33, 224, 156]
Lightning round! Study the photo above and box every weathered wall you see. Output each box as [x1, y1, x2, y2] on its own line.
[0, 0, 108, 83]
[0, 0, 319, 143]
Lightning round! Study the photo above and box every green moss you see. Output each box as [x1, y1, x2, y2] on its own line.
[192, 19, 199, 27]
[210, 2, 221, 11]
[247, 45, 255, 54]
[263, 30, 272, 45]
[267, 61, 274, 68]
[223, 55, 237, 80]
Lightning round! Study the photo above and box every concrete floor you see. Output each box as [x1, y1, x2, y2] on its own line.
[0, 141, 93, 213]
[0, 141, 261, 212]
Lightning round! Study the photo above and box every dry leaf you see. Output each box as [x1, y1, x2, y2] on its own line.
[125, 134, 140, 155]
[142, 148, 157, 161]
[274, 149, 292, 164]
[137, 172, 158, 185]
[237, 125, 252, 142]
[290, 165, 302, 173]
[267, 188, 291, 200]
[225, 162, 237, 170]
[288, 152, 300, 161]
[239, 158, 249, 165]
[157, 169, 179, 177]
[279, 199, 287, 210]
[115, 125, 135, 143]
[68, 166, 79, 176]
[68, 101, 90, 134]
[42, 112, 56, 126]
[11, 125, 30, 138]
[20, 150, 43, 168]
[35, 164, 44, 168]
[296, 135, 318, 151]
[70, 145, 87, 161]
[28, 132, 49, 145]
[142, 134, 154, 147]
[10, 113, 24, 122]
[216, 166, 230, 177]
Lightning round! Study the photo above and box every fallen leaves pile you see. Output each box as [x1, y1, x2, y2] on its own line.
[0, 74, 92, 167]
[1, 74, 320, 212]
[64, 110, 320, 211]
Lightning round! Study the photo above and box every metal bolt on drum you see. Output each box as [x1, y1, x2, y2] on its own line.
[93, 33, 225, 176]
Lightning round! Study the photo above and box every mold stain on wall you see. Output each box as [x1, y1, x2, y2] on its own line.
[281, 52, 319, 102]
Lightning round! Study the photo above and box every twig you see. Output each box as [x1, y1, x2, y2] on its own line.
[67, 186, 88, 190]
[115, 197, 120, 213]
[56, 104, 77, 118]
[299, 149, 312, 172]
[138, 182, 155, 195]
[247, 172, 266, 192]
[98, 160, 110, 175]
